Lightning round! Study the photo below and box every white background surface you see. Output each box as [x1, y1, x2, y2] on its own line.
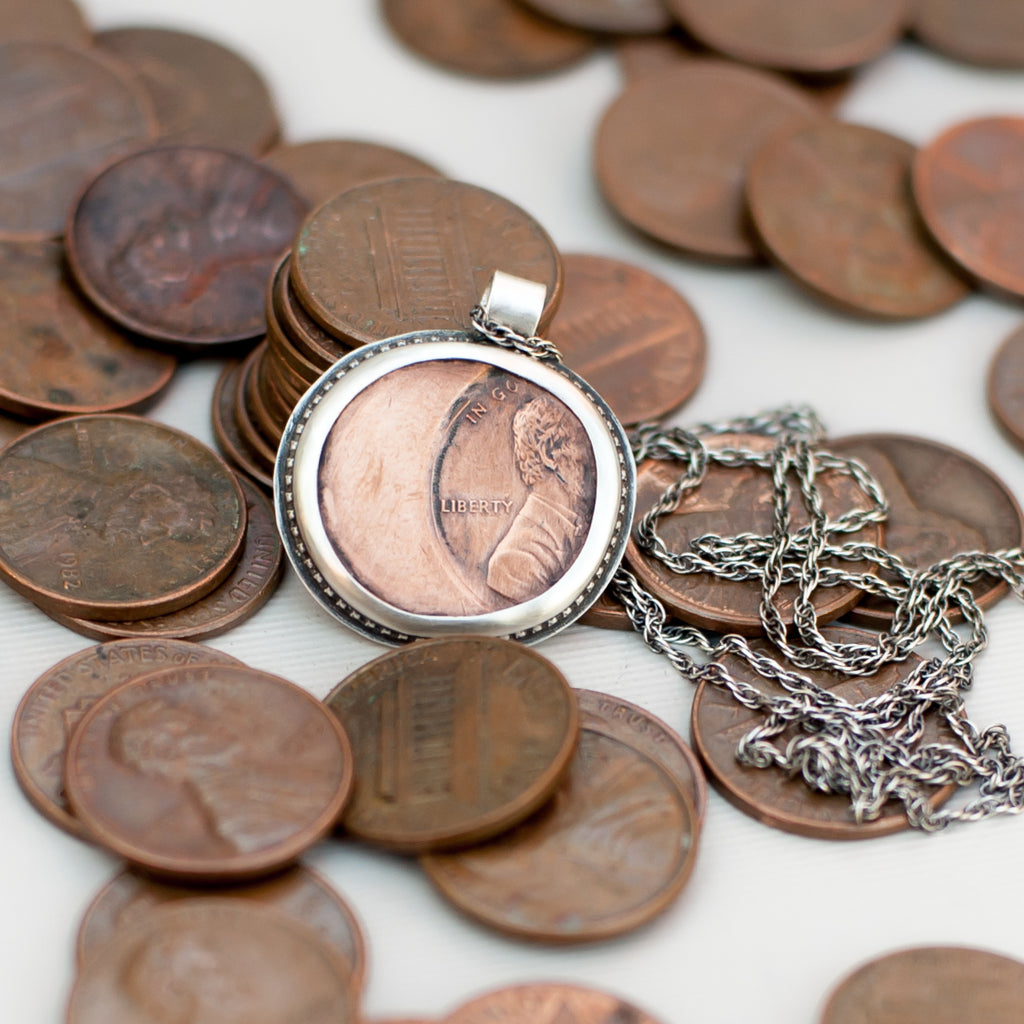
[5, 2, 1024, 1021]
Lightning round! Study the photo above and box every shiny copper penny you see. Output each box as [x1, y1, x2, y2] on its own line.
[547, 253, 705, 425]
[595, 61, 820, 261]
[293, 177, 563, 345]
[747, 120, 970, 319]
[65, 663, 354, 880]
[382, 0, 596, 79]
[626, 435, 882, 634]
[831, 433, 1024, 627]
[77, 865, 367, 990]
[10, 639, 242, 840]
[262, 139, 443, 209]
[66, 899, 356, 1024]
[667, 0, 908, 73]
[821, 946, 1024, 1023]
[0, 239, 175, 418]
[913, 1, 1024, 68]
[421, 704, 699, 942]
[445, 983, 666, 1024]
[0, 42, 153, 239]
[988, 323, 1024, 450]
[48, 476, 282, 642]
[211, 361, 274, 491]
[66, 145, 306, 345]
[0, 0, 90, 47]
[0, 414, 246, 619]
[96, 26, 281, 155]
[913, 117, 1024, 300]
[325, 637, 578, 852]
[694, 626, 956, 839]
[521, 0, 673, 33]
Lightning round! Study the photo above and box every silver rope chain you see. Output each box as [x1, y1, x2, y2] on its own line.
[470, 305, 564, 363]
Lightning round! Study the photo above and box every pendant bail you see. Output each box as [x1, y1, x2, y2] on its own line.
[479, 270, 547, 338]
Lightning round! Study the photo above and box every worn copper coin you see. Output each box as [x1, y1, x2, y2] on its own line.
[521, 0, 673, 34]
[747, 120, 970, 319]
[325, 637, 578, 852]
[913, 1, 1024, 68]
[595, 61, 821, 261]
[292, 176, 563, 345]
[66, 145, 306, 345]
[0, 42, 154, 239]
[65, 663, 354, 880]
[988, 324, 1024, 450]
[821, 946, 1024, 1023]
[913, 117, 1024, 300]
[694, 626, 956, 838]
[234, 343, 278, 471]
[262, 139, 443, 209]
[445, 983, 666, 1024]
[382, 0, 596, 79]
[421, 700, 699, 941]
[0, 414, 247, 619]
[10, 639, 242, 840]
[577, 585, 633, 630]
[831, 433, 1024, 627]
[76, 865, 367, 990]
[274, 255, 351, 367]
[626, 435, 882, 634]
[211, 361, 274, 491]
[0, 0, 90, 46]
[96, 26, 281, 155]
[667, 0, 908, 73]
[547, 253, 706, 425]
[615, 35, 701, 82]
[66, 899, 357, 1024]
[0, 239, 176, 418]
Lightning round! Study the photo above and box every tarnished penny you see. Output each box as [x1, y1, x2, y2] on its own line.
[291, 177, 563, 345]
[211, 361, 274, 491]
[66, 145, 306, 345]
[595, 61, 820, 261]
[821, 946, 1024, 1023]
[274, 255, 352, 367]
[445, 984, 666, 1024]
[667, 0, 908, 73]
[913, 117, 1024, 300]
[577, 586, 633, 630]
[913, 1, 1024, 68]
[546, 253, 706, 425]
[262, 139, 443, 209]
[831, 433, 1024, 627]
[422, 700, 700, 942]
[694, 626, 956, 838]
[382, 0, 596, 79]
[626, 435, 882, 634]
[747, 120, 970, 319]
[96, 26, 281, 155]
[0, 239, 176, 418]
[48, 476, 282, 641]
[0, 42, 153, 239]
[0, 0, 90, 47]
[988, 323, 1024, 450]
[66, 899, 356, 1024]
[65, 663, 354, 880]
[0, 414, 247, 620]
[324, 637, 578, 852]
[76, 865, 367, 991]
[10, 639, 242, 840]
[233, 343, 278, 471]
[521, 0, 673, 34]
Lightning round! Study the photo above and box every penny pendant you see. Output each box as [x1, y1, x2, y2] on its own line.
[276, 272, 635, 645]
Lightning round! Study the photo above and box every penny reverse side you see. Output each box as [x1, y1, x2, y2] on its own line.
[445, 983, 667, 1024]
[913, 0, 1024, 68]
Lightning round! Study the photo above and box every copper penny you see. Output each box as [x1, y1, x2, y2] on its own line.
[595, 61, 821, 261]
[233, 343, 278, 470]
[913, 1, 1024, 69]
[95, 26, 281, 155]
[0, 239, 176, 418]
[65, 663, 354, 880]
[382, 0, 596, 79]
[274, 255, 351, 367]
[421, 704, 699, 942]
[821, 946, 1024, 1023]
[211, 361, 274, 491]
[0, 414, 247, 619]
[521, 0, 673, 34]
[0, 42, 153, 239]
[693, 626, 956, 839]
[626, 435, 882, 635]
[913, 117, 1024, 300]
[66, 145, 306, 346]
[48, 476, 282, 642]
[266, 300, 323, 392]
[547, 253, 706, 425]
[615, 35, 702, 83]
[747, 120, 970, 319]
[831, 433, 1024, 627]
[262, 138, 443, 209]
[76, 865, 367, 991]
[577, 585, 633, 630]
[667, 0, 908, 73]
[0, 0, 90, 47]
[445, 983, 666, 1024]
[988, 323, 1024, 450]
[66, 899, 356, 1024]
[10, 639, 242, 840]
[324, 636, 578, 852]
[291, 176, 563, 345]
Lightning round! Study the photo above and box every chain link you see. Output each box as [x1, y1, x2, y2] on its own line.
[469, 305, 564, 363]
